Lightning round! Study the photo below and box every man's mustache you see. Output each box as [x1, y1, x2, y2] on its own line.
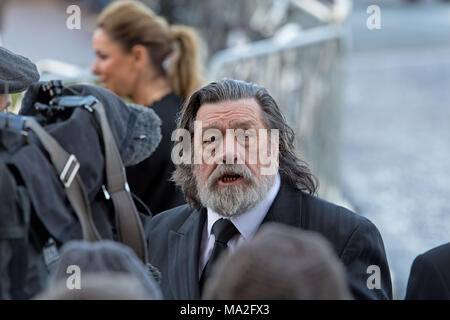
[207, 164, 255, 186]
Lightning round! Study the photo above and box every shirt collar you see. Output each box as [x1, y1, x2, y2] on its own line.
[206, 172, 281, 240]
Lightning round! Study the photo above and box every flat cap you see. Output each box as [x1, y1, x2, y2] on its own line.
[0, 46, 39, 93]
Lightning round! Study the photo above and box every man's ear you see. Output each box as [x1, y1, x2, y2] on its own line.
[130, 44, 149, 69]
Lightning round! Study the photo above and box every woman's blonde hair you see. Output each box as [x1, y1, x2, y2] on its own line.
[97, 0, 203, 100]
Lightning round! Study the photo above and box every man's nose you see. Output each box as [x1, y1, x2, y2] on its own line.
[220, 134, 240, 164]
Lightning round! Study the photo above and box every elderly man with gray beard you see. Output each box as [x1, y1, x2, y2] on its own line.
[145, 79, 392, 300]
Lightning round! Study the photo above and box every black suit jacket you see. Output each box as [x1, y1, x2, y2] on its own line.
[405, 242, 450, 300]
[146, 180, 393, 300]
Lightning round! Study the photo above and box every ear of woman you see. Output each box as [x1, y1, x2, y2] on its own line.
[131, 44, 150, 70]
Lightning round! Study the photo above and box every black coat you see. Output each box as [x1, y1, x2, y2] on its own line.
[126, 93, 185, 215]
[405, 242, 450, 300]
[146, 179, 393, 300]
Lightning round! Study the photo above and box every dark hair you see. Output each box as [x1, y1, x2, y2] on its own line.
[172, 79, 318, 210]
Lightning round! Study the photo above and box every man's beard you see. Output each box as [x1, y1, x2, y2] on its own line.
[196, 164, 275, 218]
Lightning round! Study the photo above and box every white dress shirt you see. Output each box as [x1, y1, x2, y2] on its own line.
[198, 172, 281, 278]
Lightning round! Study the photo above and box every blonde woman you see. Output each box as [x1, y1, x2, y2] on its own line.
[92, 0, 203, 214]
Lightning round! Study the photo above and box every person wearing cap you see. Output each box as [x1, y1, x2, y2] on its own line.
[0, 46, 39, 110]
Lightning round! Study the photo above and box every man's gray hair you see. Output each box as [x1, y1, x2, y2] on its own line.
[172, 79, 318, 210]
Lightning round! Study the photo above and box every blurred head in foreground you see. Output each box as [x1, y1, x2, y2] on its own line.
[35, 240, 162, 300]
[91, 0, 203, 104]
[35, 273, 155, 300]
[202, 223, 353, 300]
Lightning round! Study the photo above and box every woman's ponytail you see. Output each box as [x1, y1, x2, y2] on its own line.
[167, 25, 204, 101]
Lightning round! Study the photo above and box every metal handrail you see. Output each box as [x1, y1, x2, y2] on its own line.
[209, 23, 346, 77]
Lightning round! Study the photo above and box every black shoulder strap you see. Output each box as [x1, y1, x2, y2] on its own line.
[24, 102, 148, 264]
[92, 101, 148, 264]
[24, 117, 101, 242]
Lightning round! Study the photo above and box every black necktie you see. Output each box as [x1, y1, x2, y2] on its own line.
[200, 218, 239, 292]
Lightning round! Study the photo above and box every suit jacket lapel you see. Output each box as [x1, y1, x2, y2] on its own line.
[168, 208, 206, 299]
[262, 179, 303, 227]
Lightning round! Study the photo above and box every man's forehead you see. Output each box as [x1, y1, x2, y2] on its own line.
[195, 98, 263, 125]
